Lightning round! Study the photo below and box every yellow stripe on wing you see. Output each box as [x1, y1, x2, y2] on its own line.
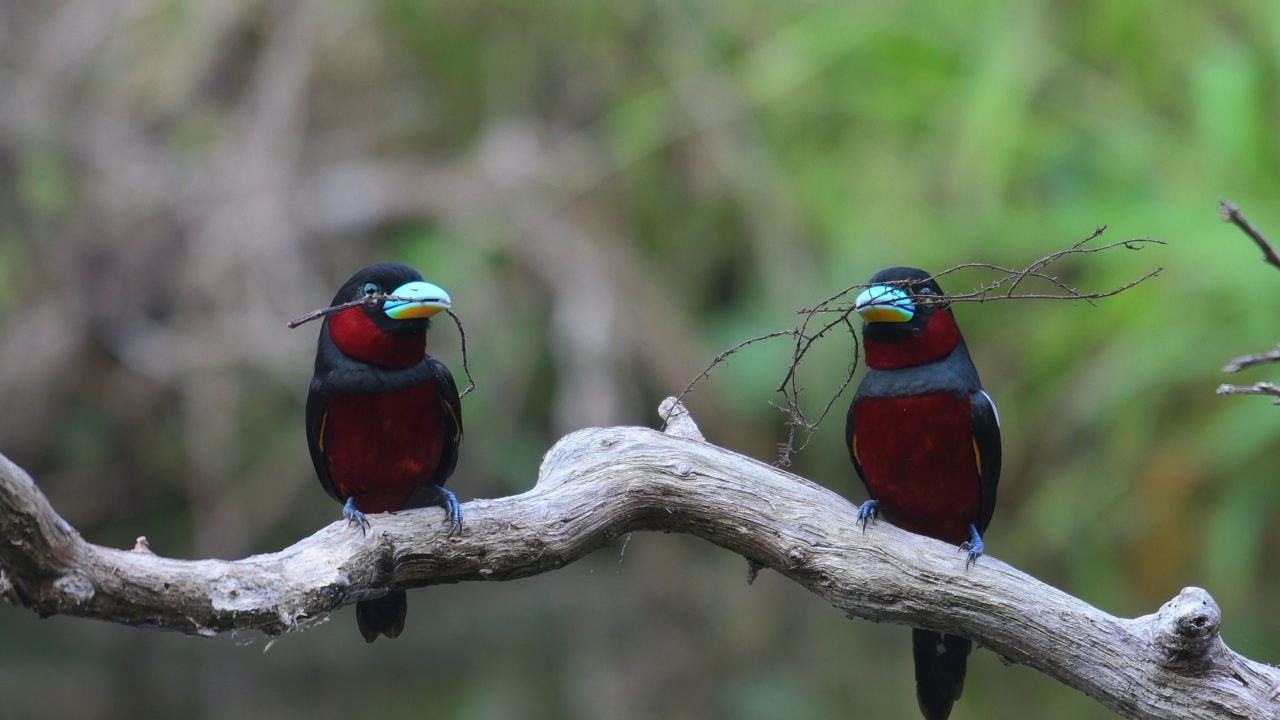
[442, 398, 463, 444]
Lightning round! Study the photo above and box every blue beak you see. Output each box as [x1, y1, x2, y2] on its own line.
[855, 285, 914, 323]
[383, 281, 451, 320]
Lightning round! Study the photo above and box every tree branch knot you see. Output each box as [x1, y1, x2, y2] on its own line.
[1151, 587, 1223, 674]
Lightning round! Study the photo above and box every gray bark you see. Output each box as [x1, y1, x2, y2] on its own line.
[1, 399, 1276, 719]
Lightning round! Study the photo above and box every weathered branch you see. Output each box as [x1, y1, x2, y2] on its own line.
[1, 402, 1276, 719]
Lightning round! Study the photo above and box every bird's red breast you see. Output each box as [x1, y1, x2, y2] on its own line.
[851, 392, 980, 545]
[319, 382, 445, 514]
[318, 304, 443, 513]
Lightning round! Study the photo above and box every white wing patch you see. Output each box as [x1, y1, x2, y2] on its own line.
[979, 389, 1000, 427]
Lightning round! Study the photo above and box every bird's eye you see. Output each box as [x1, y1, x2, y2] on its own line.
[361, 282, 380, 296]
[915, 286, 934, 296]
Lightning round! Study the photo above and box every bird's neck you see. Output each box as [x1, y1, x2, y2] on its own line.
[328, 307, 426, 369]
[864, 310, 962, 370]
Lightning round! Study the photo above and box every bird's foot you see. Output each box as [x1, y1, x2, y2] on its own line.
[343, 496, 371, 536]
[438, 486, 463, 536]
[959, 523, 984, 568]
[403, 484, 465, 536]
[856, 500, 879, 531]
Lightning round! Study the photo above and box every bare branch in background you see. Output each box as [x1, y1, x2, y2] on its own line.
[1, 401, 1275, 720]
[670, 228, 1163, 461]
[1217, 201, 1280, 406]
[1216, 382, 1280, 405]
[1219, 200, 1280, 272]
[1222, 343, 1280, 374]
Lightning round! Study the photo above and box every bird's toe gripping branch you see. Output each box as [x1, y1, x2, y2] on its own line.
[960, 523, 984, 568]
[409, 485, 463, 536]
[856, 499, 879, 530]
[438, 487, 463, 537]
[343, 496, 371, 536]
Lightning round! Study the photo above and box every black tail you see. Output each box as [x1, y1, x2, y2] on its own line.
[912, 629, 972, 720]
[356, 590, 408, 643]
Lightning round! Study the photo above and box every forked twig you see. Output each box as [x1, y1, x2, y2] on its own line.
[799, 231, 1165, 315]
[1217, 201, 1280, 391]
[666, 227, 1163, 462]
[288, 295, 476, 397]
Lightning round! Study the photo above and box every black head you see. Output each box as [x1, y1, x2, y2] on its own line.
[855, 266, 949, 338]
[329, 263, 451, 338]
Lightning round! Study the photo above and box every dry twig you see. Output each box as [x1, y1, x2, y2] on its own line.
[1222, 343, 1280, 374]
[1217, 201, 1280, 402]
[1219, 200, 1280, 272]
[666, 228, 1164, 461]
[287, 296, 476, 397]
[1216, 382, 1280, 404]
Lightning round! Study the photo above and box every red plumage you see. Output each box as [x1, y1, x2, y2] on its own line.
[850, 392, 979, 545]
[320, 383, 446, 514]
[864, 309, 961, 371]
[329, 306, 426, 369]
[305, 263, 464, 642]
[846, 266, 1001, 720]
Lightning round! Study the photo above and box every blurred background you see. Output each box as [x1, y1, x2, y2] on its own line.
[2, 1, 1279, 718]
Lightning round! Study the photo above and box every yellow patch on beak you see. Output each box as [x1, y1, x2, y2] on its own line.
[385, 303, 446, 320]
[858, 305, 913, 323]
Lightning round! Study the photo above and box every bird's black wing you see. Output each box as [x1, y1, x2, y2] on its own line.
[305, 381, 343, 505]
[970, 389, 1002, 534]
[427, 354, 463, 488]
[846, 400, 869, 495]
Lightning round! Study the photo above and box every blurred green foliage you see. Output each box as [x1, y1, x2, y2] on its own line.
[2, 1, 1280, 718]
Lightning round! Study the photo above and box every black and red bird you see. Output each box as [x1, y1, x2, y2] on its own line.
[305, 263, 464, 642]
[846, 267, 1001, 720]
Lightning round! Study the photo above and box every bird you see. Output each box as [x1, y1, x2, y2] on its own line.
[845, 266, 1001, 720]
[305, 262, 464, 642]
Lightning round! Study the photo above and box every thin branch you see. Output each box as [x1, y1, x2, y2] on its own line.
[287, 296, 477, 396]
[285, 293, 404, 328]
[678, 227, 1163, 461]
[1219, 200, 1280, 272]
[1216, 202, 1280, 406]
[772, 312, 859, 466]
[1216, 382, 1280, 405]
[1222, 343, 1280, 374]
[800, 234, 1166, 314]
[0, 401, 1275, 720]
[660, 329, 799, 428]
[443, 309, 476, 397]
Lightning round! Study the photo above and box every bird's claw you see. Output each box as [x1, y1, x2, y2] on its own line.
[960, 523, 984, 568]
[343, 496, 371, 536]
[856, 500, 879, 531]
[438, 486, 463, 537]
